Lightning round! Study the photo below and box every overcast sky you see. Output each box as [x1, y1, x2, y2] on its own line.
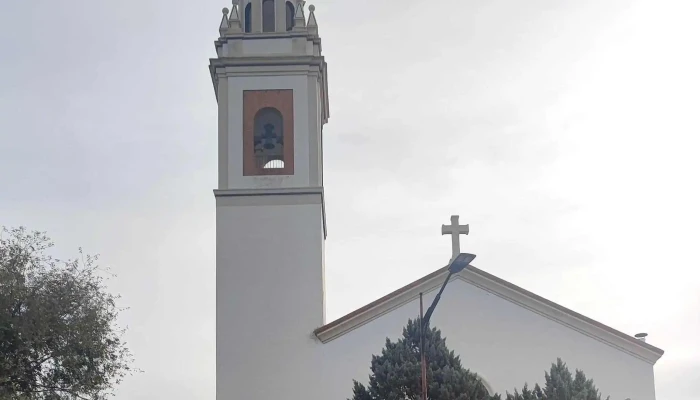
[1, 0, 699, 398]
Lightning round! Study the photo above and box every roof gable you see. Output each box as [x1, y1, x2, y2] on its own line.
[314, 266, 664, 364]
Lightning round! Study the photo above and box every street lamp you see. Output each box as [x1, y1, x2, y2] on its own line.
[419, 253, 476, 400]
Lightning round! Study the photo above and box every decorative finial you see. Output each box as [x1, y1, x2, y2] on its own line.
[219, 7, 230, 36]
[227, 3, 242, 32]
[307, 4, 318, 34]
[293, 1, 307, 31]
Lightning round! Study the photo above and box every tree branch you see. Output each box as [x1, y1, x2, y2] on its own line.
[29, 384, 92, 400]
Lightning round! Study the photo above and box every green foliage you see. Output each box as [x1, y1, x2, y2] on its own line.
[0, 227, 135, 399]
[506, 359, 609, 400]
[350, 319, 616, 400]
[350, 318, 498, 400]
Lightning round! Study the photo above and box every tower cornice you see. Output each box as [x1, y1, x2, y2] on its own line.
[210, 55, 325, 69]
[214, 187, 327, 238]
[209, 55, 329, 124]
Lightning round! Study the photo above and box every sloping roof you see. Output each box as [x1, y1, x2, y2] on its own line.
[314, 265, 664, 364]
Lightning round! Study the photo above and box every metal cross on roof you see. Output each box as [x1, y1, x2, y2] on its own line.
[441, 215, 469, 262]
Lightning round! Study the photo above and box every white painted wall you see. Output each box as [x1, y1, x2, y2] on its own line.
[218, 31, 317, 57]
[216, 199, 326, 399]
[217, 252, 657, 400]
[318, 279, 657, 400]
[223, 37, 309, 57]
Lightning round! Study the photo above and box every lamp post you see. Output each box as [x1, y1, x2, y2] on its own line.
[419, 253, 476, 400]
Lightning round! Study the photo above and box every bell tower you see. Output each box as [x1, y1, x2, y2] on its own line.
[210, 2, 330, 399]
[211, 0, 328, 190]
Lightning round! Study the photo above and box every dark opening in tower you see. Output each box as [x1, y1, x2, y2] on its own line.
[253, 107, 284, 169]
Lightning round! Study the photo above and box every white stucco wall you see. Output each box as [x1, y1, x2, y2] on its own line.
[216, 198, 326, 399]
[318, 279, 657, 400]
[216, 254, 657, 400]
[218, 34, 318, 58]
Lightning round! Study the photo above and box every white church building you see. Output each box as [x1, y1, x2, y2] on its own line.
[210, 2, 664, 399]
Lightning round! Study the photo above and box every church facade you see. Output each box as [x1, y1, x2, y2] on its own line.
[210, 2, 664, 399]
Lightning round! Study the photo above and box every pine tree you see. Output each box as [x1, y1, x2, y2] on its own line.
[506, 359, 609, 400]
[505, 384, 544, 400]
[350, 318, 498, 400]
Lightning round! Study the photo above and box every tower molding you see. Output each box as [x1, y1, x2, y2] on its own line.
[214, 186, 327, 238]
